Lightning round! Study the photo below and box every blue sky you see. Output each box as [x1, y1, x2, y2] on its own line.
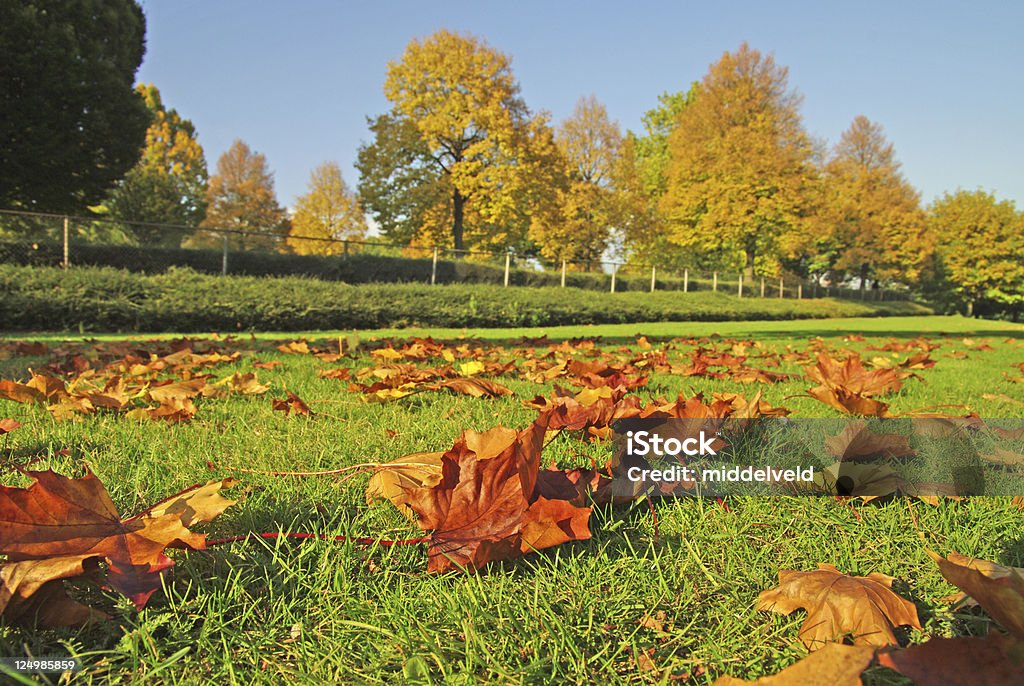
[137, 0, 1024, 212]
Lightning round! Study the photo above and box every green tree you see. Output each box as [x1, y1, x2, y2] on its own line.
[660, 44, 817, 276]
[819, 116, 928, 288]
[383, 30, 556, 252]
[195, 140, 287, 251]
[0, 0, 150, 213]
[287, 162, 367, 255]
[928, 190, 1024, 315]
[355, 111, 449, 246]
[106, 84, 209, 246]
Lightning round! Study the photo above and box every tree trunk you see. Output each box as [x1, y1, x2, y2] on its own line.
[745, 247, 756, 279]
[452, 188, 465, 253]
[859, 263, 869, 291]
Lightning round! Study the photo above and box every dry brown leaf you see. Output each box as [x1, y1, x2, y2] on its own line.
[929, 550, 1024, 639]
[713, 643, 876, 685]
[824, 421, 915, 461]
[0, 471, 236, 610]
[365, 452, 444, 519]
[936, 552, 1024, 608]
[436, 377, 513, 399]
[272, 391, 313, 417]
[0, 418, 23, 434]
[0, 555, 107, 627]
[757, 563, 921, 649]
[876, 633, 1024, 686]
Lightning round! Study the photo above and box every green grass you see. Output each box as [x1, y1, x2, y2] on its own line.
[1, 315, 1023, 684]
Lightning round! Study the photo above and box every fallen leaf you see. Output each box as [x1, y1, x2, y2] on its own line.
[757, 563, 921, 649]
[0, 471, 236, 610]
[366, 452, 444, 519]
[0, 418, 22, 434]
[437, 377, 513, 399]
[825, 421, 915, 461]
[272, 391, 313, 417]
[929, 550, 1024, 639]
[876, 633, 1024, 686]
[713, 642, 876, 685]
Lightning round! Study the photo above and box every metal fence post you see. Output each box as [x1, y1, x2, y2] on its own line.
[431, 247, 438, 285]
[610, 265, 617, 293]
[713, 271, 718, 292]
[650, 266, 656, 292]
[221, 234, 229, 276]
[61, 215, 70, 269]
[738, 272, 743, 297]
[503, 251, 510, 287]
[683, 269, 689, 293]
[561, 259, 566, 288]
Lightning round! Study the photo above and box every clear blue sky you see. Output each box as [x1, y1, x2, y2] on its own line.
[137, 0, 1024, 212]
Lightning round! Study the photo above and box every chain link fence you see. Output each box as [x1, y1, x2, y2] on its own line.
[0, 208, 909, 300]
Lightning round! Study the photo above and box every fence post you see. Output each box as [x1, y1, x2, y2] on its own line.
[503, 251, 511, 287]
[798, 283, 803, 300]
[431, 247, 438, 285]
[760, 277, 765, 298]
[779, 277, 784, 298]
[610, 264, 617, 293]
[561, 260, 566, 288]
[62, 215, 70, 269]
[713, 271, 718, 292]
[737, 272, 743, 297]
[650, 266, 656, 292]
[683, 269, 689, 293]
[221, 234, 229, 276]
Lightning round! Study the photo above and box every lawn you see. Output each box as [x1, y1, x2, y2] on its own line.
[1, 315, 1022, 684]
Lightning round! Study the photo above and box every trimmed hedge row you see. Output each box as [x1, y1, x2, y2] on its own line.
[0, 264, 932, 332]
[0, 238, 728, 292]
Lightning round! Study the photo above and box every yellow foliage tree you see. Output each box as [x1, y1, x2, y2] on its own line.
[821, 116, 929, 288]
[286, 162, 366, 255]
[384, 30, 559, 253]
[530, 96, 622, 267]
[660, 43, 817, 276]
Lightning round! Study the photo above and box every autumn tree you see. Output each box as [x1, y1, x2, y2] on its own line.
[928, 190, 1024, 315]
[106, 84, 208, 246]
[382, 30, 559, 253]
[529, 96, 621, 267]
[621, 88, 695, 268]
[356, 111, 449, 246]
[819, 116, 928, 288]
[0, 0, 150, 213]
[286, 162, 367, 255]
[660, 44, 817, 276]
[195, 140, 287, 251]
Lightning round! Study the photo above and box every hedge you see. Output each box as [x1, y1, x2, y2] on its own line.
[0, 264, 932, 333]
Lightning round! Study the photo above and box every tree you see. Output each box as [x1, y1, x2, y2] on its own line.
[529, 96, 621, 266]
[286, 162, 367, 255]
[106, 84, 208, 246]
[0, 0, 150, 213]
[928, 190, 1024, 316]
[660, 44, 817, 276]
[196, 140, 287, 251]
[819, 116, 928, 288]
[383, 30, 555, 252]
[356, 111, 449, 246]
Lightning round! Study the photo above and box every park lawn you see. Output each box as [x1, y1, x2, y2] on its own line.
[0, 314, 1022, 684]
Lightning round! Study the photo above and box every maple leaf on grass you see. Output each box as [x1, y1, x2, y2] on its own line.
[365, 452, 444, 520]
[713, 642, 875, 685]
[0, 554, 108, 627]
[929, 550, 1024, 639]
[757, 563, 921, 649]
[0, 418, 22, 435]
[824, 421, 915, 461]
[272, 391, 313, 417]
[0, 471, 237, 616]
[405, 415, 592, 572]
[877, 634, 1024, 686]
